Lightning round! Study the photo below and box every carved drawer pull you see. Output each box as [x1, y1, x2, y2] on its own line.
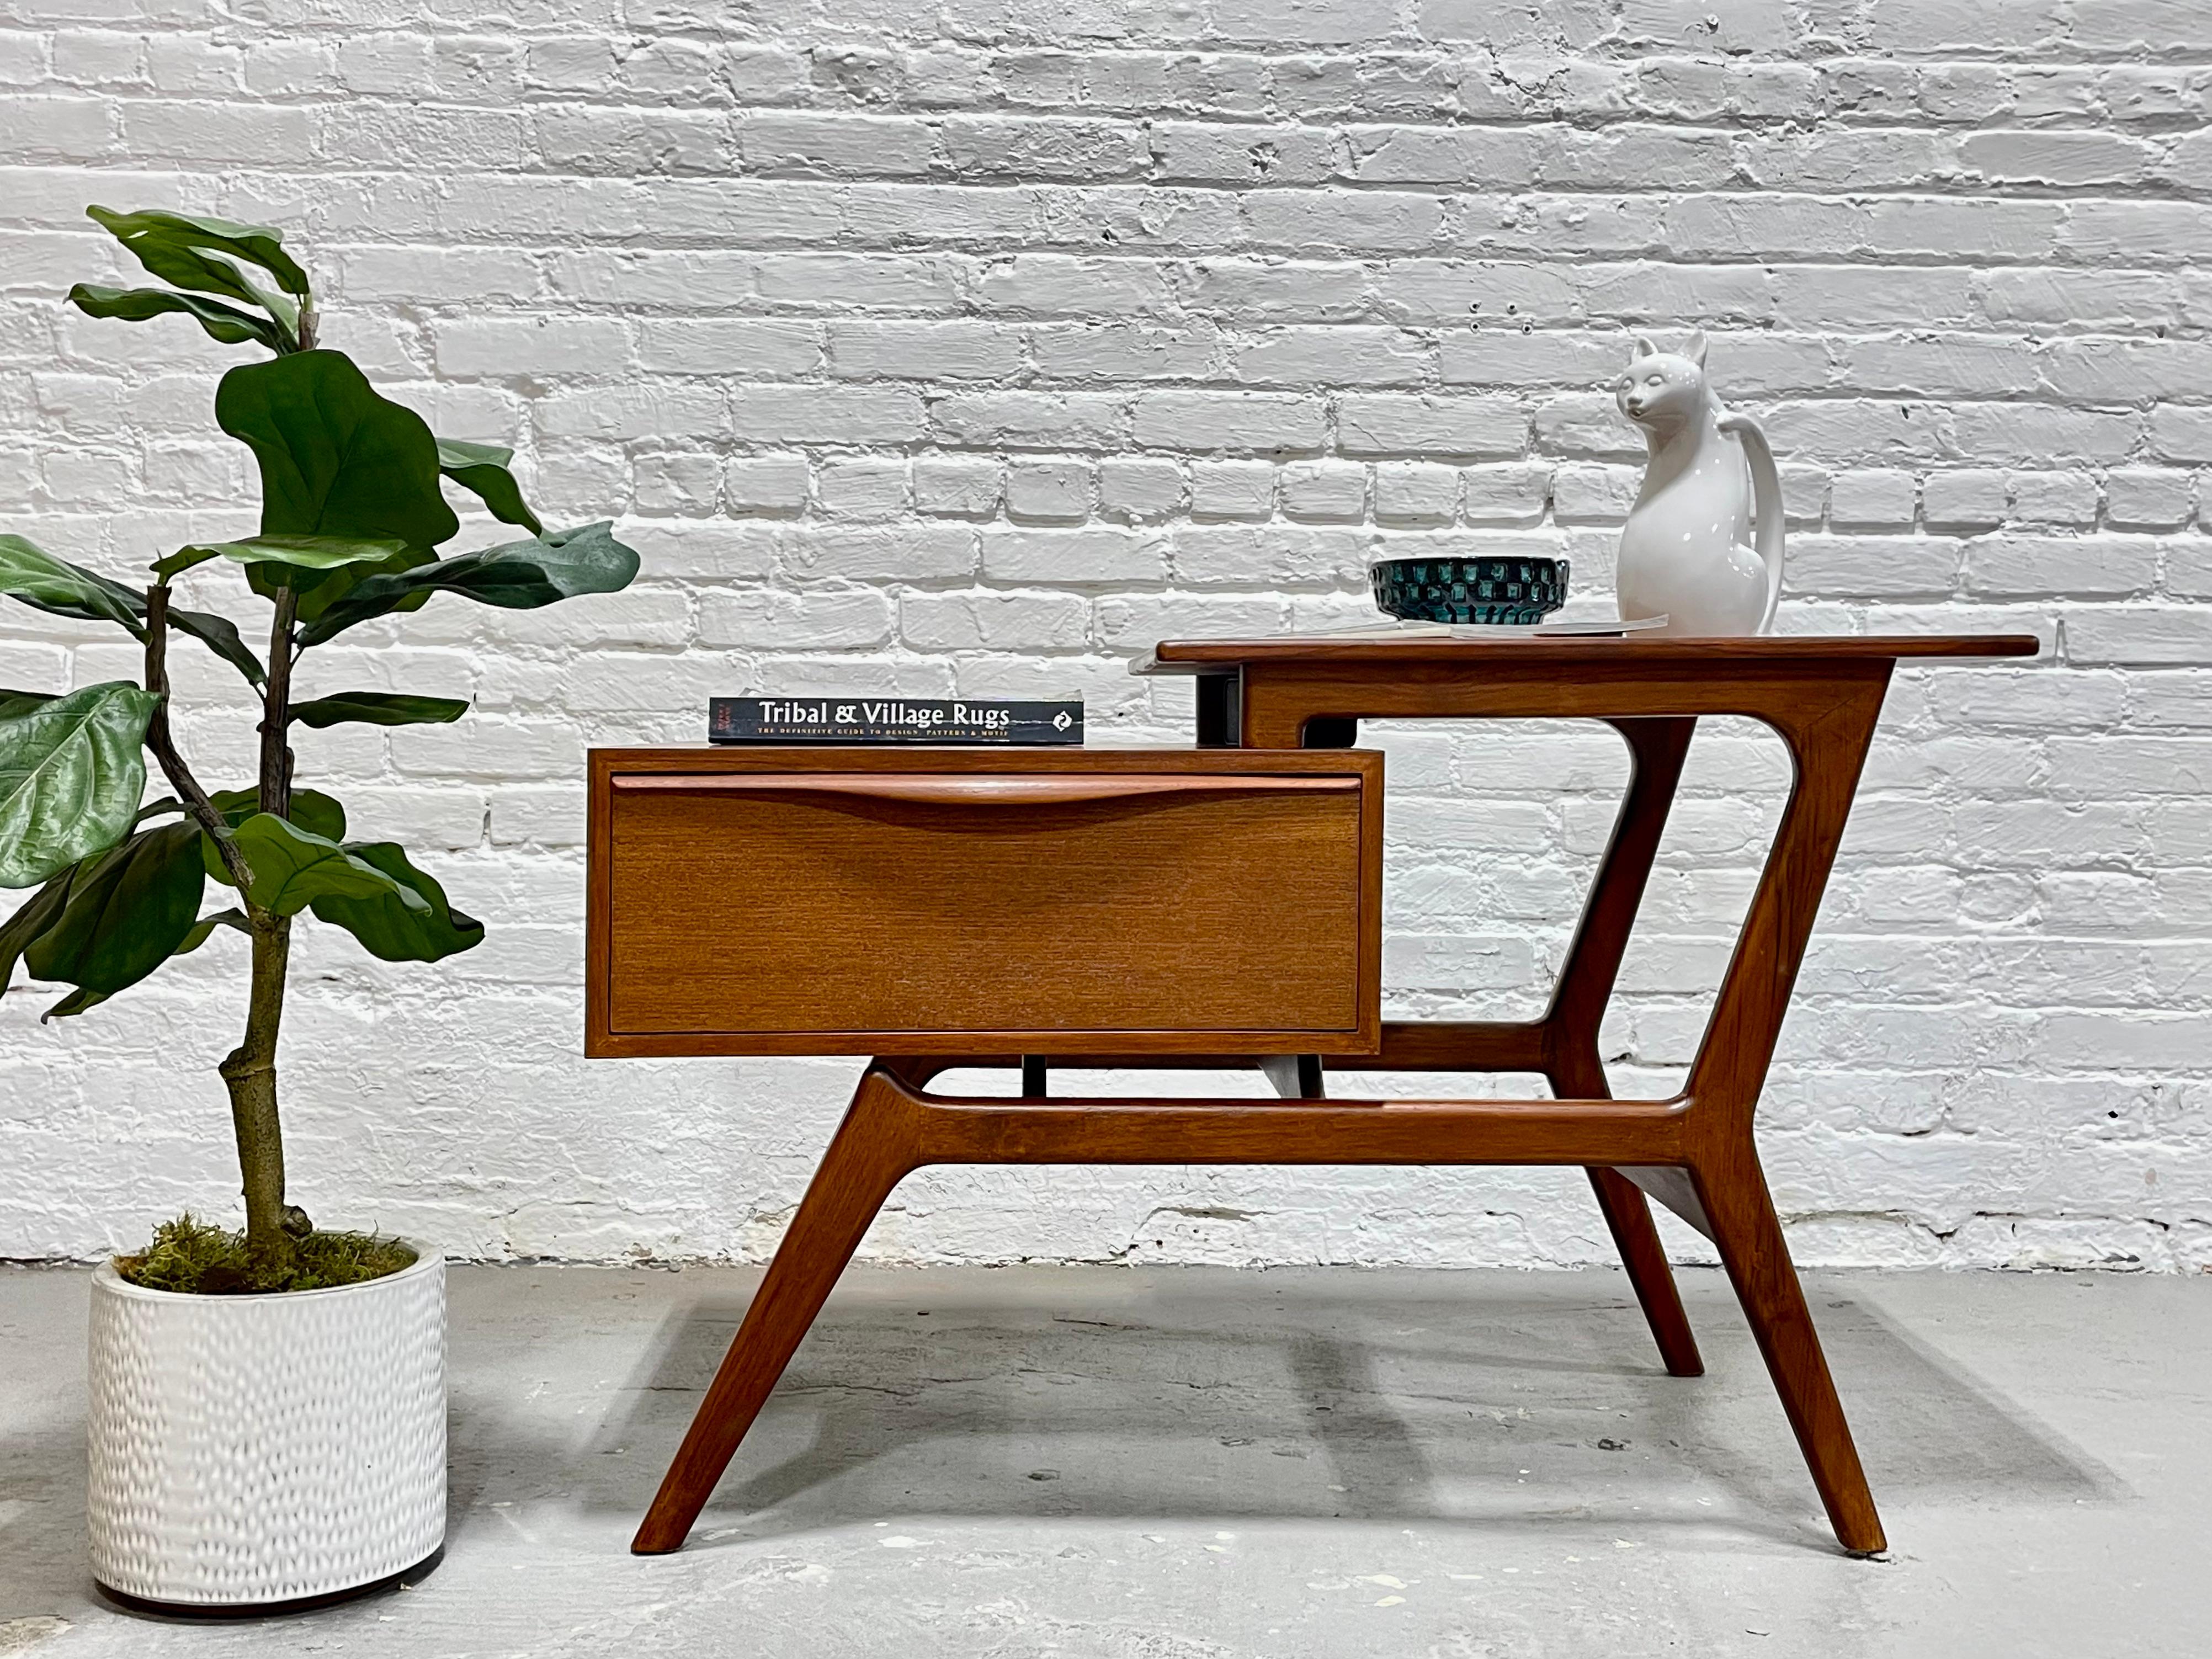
[611, 773, 1360, 807]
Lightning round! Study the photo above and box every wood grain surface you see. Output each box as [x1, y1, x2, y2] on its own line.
[1139, 631, 2041, 672]
[588, 747, 1384, 1057]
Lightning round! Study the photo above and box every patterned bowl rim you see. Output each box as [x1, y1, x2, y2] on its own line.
[1369, 556, 1568, 575]
[91, 1239, 442, 1303]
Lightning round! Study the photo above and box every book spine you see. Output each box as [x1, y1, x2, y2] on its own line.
[708, 697, 1084, 746]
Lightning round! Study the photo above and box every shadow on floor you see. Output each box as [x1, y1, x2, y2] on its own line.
[507, 1275, 2119, 1550]
[1822, 1293, 2128, 1502]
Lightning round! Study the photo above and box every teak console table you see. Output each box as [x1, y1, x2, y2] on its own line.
[587, 632, 2035, 1557]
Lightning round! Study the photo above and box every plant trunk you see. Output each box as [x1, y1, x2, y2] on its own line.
[221, 583, 303, 1274]
[222, 911, 294, 1272]
[260, 586, 297, 819]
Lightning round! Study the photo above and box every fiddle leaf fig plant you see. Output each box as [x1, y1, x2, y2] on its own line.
[1, 206, 640, 1290]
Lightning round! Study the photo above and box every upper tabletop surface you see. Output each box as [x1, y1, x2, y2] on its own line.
[1135, 633, 2041, 674]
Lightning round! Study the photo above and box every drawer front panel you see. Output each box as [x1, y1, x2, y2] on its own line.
[598, 764, 1374, 1051]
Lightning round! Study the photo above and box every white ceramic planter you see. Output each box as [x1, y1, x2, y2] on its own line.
[86, 1242, 445, 1612]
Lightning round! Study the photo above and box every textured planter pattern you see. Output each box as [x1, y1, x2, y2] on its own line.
[87, 1246, 444, 1607]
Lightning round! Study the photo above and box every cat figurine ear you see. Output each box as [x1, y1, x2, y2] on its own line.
[1684, 329, 1708, 367]
[1634, 335, 1657, 357]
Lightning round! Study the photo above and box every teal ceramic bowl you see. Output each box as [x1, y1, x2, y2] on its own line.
[1370, 556, 1569, 625]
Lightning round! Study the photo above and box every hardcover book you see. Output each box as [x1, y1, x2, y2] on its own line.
[709, 695, 1084, 746]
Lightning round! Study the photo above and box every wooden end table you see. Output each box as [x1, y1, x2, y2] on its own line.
[608, 633, 2035, 1557]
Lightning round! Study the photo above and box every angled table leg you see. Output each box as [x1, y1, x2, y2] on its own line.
[1582, 1166, 1701, 1374]
[1677, 673, 1894, 1555]
[1544, 717, 1704, 1378]
[1233, 663, 1895, 1553]
[632, 1067, 919, 1554]
[1693, 1152, 1885, 1553]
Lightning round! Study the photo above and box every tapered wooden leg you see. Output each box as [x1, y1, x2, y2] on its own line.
[1550, 1038, 1701, 1380]
[632, 1067, 918, 1554]
[1552, 1054, 1701, 1377]
[1694, 1153, 1885, 1555]
[1585, 1167, 1704, 1377]
[1549, 719, 1704, 1378]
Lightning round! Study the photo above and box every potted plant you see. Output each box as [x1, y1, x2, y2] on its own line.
[0, 206, 640, 1614]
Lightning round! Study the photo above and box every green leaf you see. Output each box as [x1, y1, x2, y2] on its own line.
[247, 545, 439, 623]
[0, 535, 262, 685]
[290, 692, 469, 730]
[166, 607, 268, 687]
[408, 520, 640, 609]
[226, 812, 430, 919]
[176, 906, 249, 956]
[0, 690, 57, 721]
[201, 785, 347, 886]
[172, 533, 408, 587]
[438, 439, 544, 538]
[88, 205, 310, 296]
[66, 283, 282, 352]
[85, 206, 309, 347]
[150, 545, 219, 581]
[0, 682, 159, 889]
[216, 350, 457, 554]
[297, 521, 641, 646]
[0, 871, 72, 994]
[22, 821, 206, 1017]
[206, 786, 346, 840]
[0, 533, 145, 636]
[310, 841, 482, 962]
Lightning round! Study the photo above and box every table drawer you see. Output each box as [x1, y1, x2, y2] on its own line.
[586, 749, 1381, 1056]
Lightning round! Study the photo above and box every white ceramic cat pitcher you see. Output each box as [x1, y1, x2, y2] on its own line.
[1613, 332, 1784, 636]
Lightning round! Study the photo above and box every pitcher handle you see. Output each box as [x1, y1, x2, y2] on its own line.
[1720, 412, 1785, 631]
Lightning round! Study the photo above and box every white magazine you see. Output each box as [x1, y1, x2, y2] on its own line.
[1296, 615, 1671, 640]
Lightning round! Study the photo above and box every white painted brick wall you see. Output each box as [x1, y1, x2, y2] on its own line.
[3, 1, 2210, 1274]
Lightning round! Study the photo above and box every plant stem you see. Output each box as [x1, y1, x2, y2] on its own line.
[260, 584, 297, 819]
[146, 582, 293, 1265]
[219, 581, 305, 1270]
[221, 909, 293, 1269]
[146, 583, 300, 1268]
[142, 583, 256, 892]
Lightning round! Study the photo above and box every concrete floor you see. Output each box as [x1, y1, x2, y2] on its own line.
[0, 1264, 2204, 1658]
